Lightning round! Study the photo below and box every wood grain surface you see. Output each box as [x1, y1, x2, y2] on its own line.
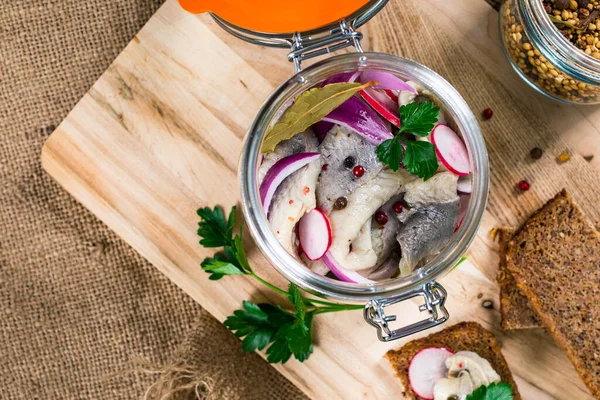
[41, 0, 600, 398]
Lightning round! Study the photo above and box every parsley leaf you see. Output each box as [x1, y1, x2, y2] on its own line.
[198, 206, 253, 279]
[266, 337, 293, 364]
[398, 101, 440, 137]
[376, 139, 404, 172]
[232, 234, 252, 274]
[261, 304, 295, 327]
[467, 382, 514, 400]
[404, 140, 438, 181]
[197, 206, 235, 248]
[200, 242, 250, 280]
[224, 301, 274, 342]
[198, 206, 365, 364]
[286, 311, 314, 362]
[201, 258, 245, 278]
[225, 299, 314, 364]
[376, 101, 440, 180]
[288, 283, 307, 329]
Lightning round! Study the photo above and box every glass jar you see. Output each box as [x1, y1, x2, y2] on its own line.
[500, 0, 600, 104]
[186, 0, 490, 341]
[239, 53, 489, 341]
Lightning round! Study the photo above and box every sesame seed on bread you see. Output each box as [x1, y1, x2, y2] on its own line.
[507, 189, 600, 398]
[385, 321, 521, 399]
[496, 227, 544, 330]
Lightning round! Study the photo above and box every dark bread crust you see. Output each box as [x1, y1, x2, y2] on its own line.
[507, 189, 600, 398]
[496, 228, 544, 330]
[385, 321, 521, 399]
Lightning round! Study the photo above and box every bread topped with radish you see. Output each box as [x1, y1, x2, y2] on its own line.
[386, 322, 520, 400]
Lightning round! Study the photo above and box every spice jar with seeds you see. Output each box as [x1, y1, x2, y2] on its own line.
[500, 0, 600, 104]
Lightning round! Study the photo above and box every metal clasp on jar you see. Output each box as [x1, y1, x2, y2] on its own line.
[364, 281, 449, 341]
[288, 20, 364, 72]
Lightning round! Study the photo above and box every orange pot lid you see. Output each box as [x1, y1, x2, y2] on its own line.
[178, 0, 372, 34]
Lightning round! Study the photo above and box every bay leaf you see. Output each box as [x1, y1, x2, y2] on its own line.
[261, 81, 374, 153]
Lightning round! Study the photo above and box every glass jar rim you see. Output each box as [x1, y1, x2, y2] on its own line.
[518, 0, 600, 84]
[239, 52, 489, 302]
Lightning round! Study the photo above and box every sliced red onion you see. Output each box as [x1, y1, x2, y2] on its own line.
[322, 251, 375, 284]
[322, 97, 393, 145]
[360, 70, 417, 93]
[321, 71, 360, 86]
[259, 152, 320, 214]
[313, 121, 335, 143]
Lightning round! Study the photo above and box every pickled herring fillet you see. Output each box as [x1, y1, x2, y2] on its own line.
[403, 171, 458, 208]
[267, 133, 321, 257]
[259, 129, 318, 185]
[348, 219, 377, 273]
[371, 194, 404, 266]
[366, 250, 400, 281]
[316, 125, 384, 214]
[301, 254, 330, 276]
[328, 168, 416, 271]
[397, 199, 459, 276]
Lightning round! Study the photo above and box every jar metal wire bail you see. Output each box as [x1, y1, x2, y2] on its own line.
[364, 282, 449, 341]
[287, 20, 364, 72]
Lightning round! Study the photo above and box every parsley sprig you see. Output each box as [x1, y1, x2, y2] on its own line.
[467, 382, 514, 400]
[376, 101, 440, 181]
[198, 206, 364, 364]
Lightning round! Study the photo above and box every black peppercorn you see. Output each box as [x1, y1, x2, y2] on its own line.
[333, 197, 348, 210]
[530, 147, 543, 160]
[343, 156, 356, 169]
[555, 0, 570, 10]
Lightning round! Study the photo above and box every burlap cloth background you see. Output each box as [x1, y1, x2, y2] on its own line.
[0, 1, 306, 398]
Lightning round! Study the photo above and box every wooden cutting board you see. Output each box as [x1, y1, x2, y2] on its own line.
[41, 0, 600, 398]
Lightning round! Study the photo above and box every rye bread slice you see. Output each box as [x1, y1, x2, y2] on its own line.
[496, 228, 544, 330]
[506, 189, 600, 398]
[385, 321, 521, 400]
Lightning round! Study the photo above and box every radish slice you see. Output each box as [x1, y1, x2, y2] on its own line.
[408, 347, 454, 400]
[321, 252, 375, 284]
[360, 70, 417, 93]
[298, 209, 331, 260]
[384, 89, 399, 103]
[431, 124, 471, 176]
[259, 152, 320, 214]
[322, 97, 393, 145]
[359, 87, 401, 128]
[455, 194, 470, 231]
[457, 176, 472, 195]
